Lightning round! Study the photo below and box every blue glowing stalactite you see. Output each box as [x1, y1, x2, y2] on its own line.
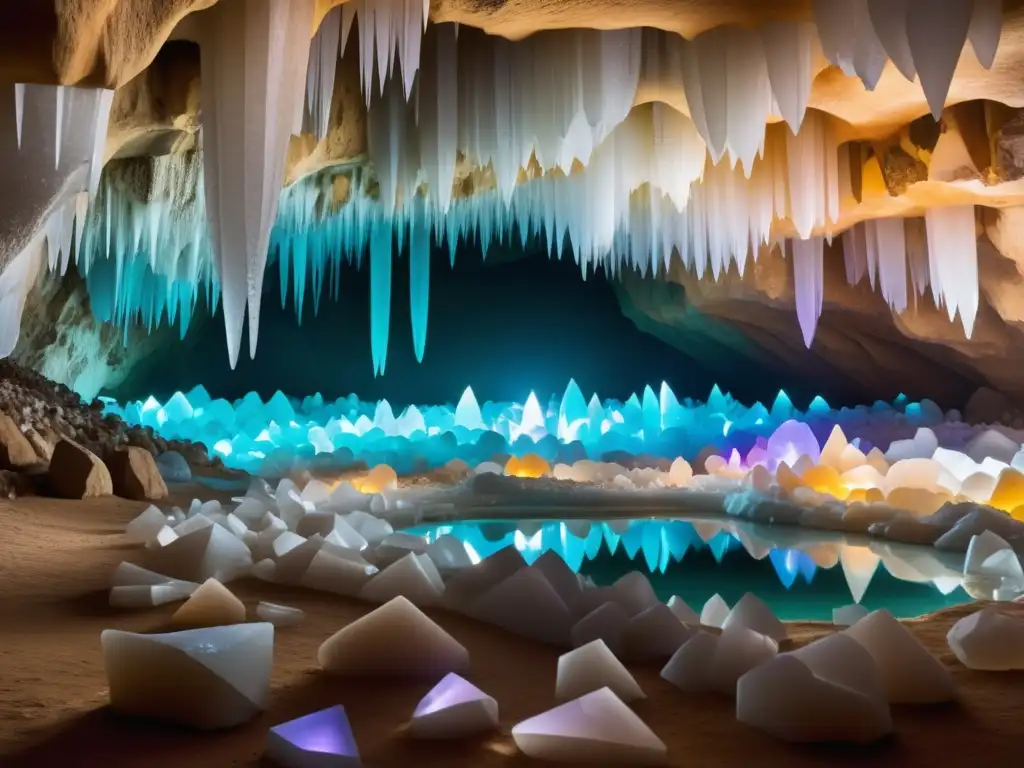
[370, 216, 393, 376]
[409, 201, 431, 363]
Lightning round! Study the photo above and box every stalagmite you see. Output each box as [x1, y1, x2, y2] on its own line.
[198, 0, 315, 368]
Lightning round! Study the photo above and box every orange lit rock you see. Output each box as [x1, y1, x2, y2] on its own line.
[505, 453, 550, 478]
[353, 464, 398, 494]
[775, 462, 803, 495]
[988, 468, 1024, 514]
[801, 465, 848, 500]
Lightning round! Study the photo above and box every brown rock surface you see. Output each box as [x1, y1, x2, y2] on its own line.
[1, 493, 1024, 766]
[105, 445, 168, 501]
[47, 439, 113, 499]
[0, 413, 38, 470]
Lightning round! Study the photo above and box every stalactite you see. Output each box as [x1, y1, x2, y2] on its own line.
[198, 0, 315, 367]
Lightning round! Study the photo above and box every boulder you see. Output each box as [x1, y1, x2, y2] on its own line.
[48, 438, 113, 498]
[107, 446, 169, 500]
[0, 413, 38, 469]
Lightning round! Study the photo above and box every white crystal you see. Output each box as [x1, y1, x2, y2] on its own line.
[170, 578, 246, 629]
[256, 601, 305, 628]
[359, 551, 444, 606]
[737, 633, 892, 743]
[700, 593, 730, 628]
[843, 609, 955, 703]
[511, 687, 667, 765]
[947, 607, 1024, 670]
[557, 639, 645, 703]
[318, 596, 469, 678]
[722, 593, 788, 642]
[102, 622, 274, 730]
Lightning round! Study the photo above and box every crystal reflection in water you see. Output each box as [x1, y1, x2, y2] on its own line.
[407, 517, 973, 621]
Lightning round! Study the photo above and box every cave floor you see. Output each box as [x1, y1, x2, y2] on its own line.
[0, 491, 1023, 767]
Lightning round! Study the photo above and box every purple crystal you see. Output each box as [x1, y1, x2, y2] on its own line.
[267, 705, 360, 766]
[413, 673, 488, 717]
[766, 419, 821, 470]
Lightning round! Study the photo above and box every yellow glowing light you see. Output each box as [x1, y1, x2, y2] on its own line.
[352, 463, 398, 493]
[988, 468, 1024, 514]
[800, 464, 849, 500]
[506, 453, 550, 478]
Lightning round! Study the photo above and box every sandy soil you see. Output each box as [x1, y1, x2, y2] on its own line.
[1, 490, 1023, 768]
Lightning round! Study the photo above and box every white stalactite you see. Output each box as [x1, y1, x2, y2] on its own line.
[198, 0, 315, 368]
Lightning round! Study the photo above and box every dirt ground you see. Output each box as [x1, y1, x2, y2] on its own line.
[1, 489, 1023, 768]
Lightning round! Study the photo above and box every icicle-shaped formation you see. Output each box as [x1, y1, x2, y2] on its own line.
[924, 205, 979, 338]
[791, 236, 825, 347]
[305, 5, 342, 141]
[369, 215, 392, 376]
[868, 217, 908, 313]
[345, 0, 427, 102]
[409, 199, 430, 362]
[814, 0, 1002, 120]
[198, 0, 315, 368]
[0, 84, 114, 358]
[79, 152, 216, 339]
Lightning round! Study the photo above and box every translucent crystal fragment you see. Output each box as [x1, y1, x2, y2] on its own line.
[102, 623, 274, 730]
[410, 673, 500, 739]
[267, 705, 361, 767]
[511, 687, 667, 765]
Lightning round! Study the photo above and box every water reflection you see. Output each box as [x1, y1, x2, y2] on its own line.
[407, 516, 973, 620]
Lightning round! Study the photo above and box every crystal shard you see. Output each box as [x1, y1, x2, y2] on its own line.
[359, 551, 444, 606]
[102, 622, 274, 730]
[318, 596, 469, 678]
[843, 609, 955, 703]
[410, 673, 500, 739]
[570, 602, 631, 656]
[170, 577, 246, 629]
[198, 0, 315, 367]
[267, 705, 361, 767]
[467, 567, 573, 646]
[618, 603, 695, 661]
[557, 639, 645, 703]
[700, 593, 730, 628]
[905, 0, 973, 120]
[256, 601, 305, 628]
[947, 607, 1024, 671]
[737, 633, 892, 743]
[511, 687, 667, 765]
[722, 593, 788, 643]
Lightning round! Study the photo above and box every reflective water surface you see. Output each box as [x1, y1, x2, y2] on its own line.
[407, 516, 973, 621]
